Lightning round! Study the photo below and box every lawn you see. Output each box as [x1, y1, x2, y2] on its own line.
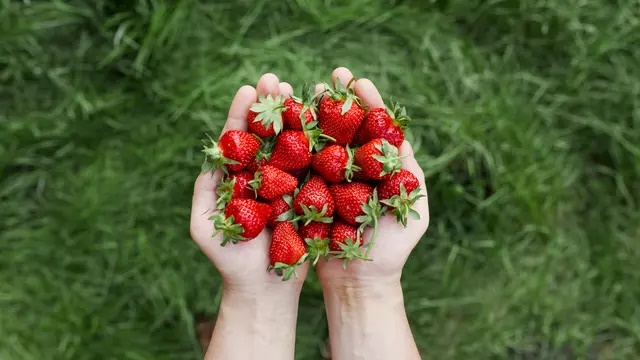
[1, 0, 639, 359]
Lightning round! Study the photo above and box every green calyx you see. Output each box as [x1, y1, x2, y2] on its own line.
[215, 176, 236, 210]
[372, 139, 404, 178]
[330, 235, 371, 269]
[250, 94, 286, 134]
[268, 253, 309, 281]
[201, 134, 240, 174]
[303, 120, 336, 152]
[355, 189, 386, 258]
[295, 203, 334, 225]
[386, 100, 411, 129]
[211, 213, 246, 246]
[293, 83, 320, 127]
[381, 184, 425, 227]
[275, 194, 295, 222]
[247, 171, 263, 196]
[254, 136, 275, 163]
[324, 77, 366, 115]
[343, 145, 361, 181]
[305, 237, 329, 266]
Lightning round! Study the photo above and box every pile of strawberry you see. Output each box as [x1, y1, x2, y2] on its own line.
[202, 81, 424, 280]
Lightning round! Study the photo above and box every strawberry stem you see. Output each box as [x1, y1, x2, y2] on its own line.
[363, 216, 378, 259]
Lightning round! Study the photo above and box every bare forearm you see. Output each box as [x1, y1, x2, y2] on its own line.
[323, 280, 420, 360]
[206, 284, 301, 360]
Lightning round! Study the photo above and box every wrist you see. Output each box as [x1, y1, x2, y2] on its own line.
[207, 282, 301, 359]
[221, 281, 302, 317]
[322, 278, 404, 310]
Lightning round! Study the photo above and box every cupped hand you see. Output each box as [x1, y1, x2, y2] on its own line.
[190, 73, 309, 290]
[316, 67, 430, 286]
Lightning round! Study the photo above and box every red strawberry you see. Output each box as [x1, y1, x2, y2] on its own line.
[311, 144, 360, 183]
[282, 85, 317, 130]
[249, 165, 297, 201]
[354, 138, 402, 180]
[300, 222, 331, 266]
[330, 182, 384, 259]
[212, 198, 270, 245]
[356, 102, 410, 147]
[378, 169, 425, 227]
[299, 222, 331, 241]
[267, 194, 294, 228]
[381, 125, 405, 149]
[328, 220, 367, 268]
[269, 222, 308, 280]
[248, 94, 285, 137]
[216, 171, 254, 209]
[293, 175, 334, 223]
[246, 137, 275, 173]
[330, 182, 383, 227]
[246, 156, 269, 174]
[328, 221, 361, 251]
[318, 80, 366, 146]
[268, 130, 311, 172]
[202, 130, 261, 173]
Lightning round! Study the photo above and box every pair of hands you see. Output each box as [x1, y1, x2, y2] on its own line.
[190, 67, 429, 359]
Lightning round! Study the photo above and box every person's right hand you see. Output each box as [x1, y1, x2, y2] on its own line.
[315, 67, 430, 288]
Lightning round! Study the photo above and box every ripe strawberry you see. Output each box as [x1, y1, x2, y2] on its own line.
[299, 221, 331, 241]
[246, 137, 275, 173]
[202, 130, 261, 173]
[293, 175, 334, 223]
[311, 144, 360, 183]
[211, 198, 270, 245]
[216, 171, 254, 209]
[354, 138, 402, 180]
[378, 169, 425, 227]
[300, 222, 331, 266]
[282, 84, 317, 130]
[268, 130, 311, 172]
[355, 102, 410, 147]
[318, 80, 366, 146]
[330, 182, 382, 227]
[328, 220, 361, 251]
[269, 222, 308, 280]
[328, 220, 367, 267]
[330, 182, 384, 259]
[248, 94, 285, 137]
[267, 194, 294, 228]
[249, 165, 297, 201]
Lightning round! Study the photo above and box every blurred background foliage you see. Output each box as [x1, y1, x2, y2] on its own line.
[1, 0, 639, 358]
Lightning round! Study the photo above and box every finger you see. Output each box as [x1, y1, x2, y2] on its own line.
[256, 73, 280, 96]
[332, 67, 355, 88]
[314, 83, 329, 103]
[190, 170, 223, 243]
[354, 78, 384, 109]
[279, 82, 294, 98]
[222, 85, 257, 134]
[398, 140, 426, 190]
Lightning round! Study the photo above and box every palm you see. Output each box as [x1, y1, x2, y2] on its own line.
[317, 189, 429, 281]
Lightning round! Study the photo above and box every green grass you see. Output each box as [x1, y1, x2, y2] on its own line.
[1, 0, 639, 358]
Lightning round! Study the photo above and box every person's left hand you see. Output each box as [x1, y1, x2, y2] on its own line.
[189, 73, 309, 293]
